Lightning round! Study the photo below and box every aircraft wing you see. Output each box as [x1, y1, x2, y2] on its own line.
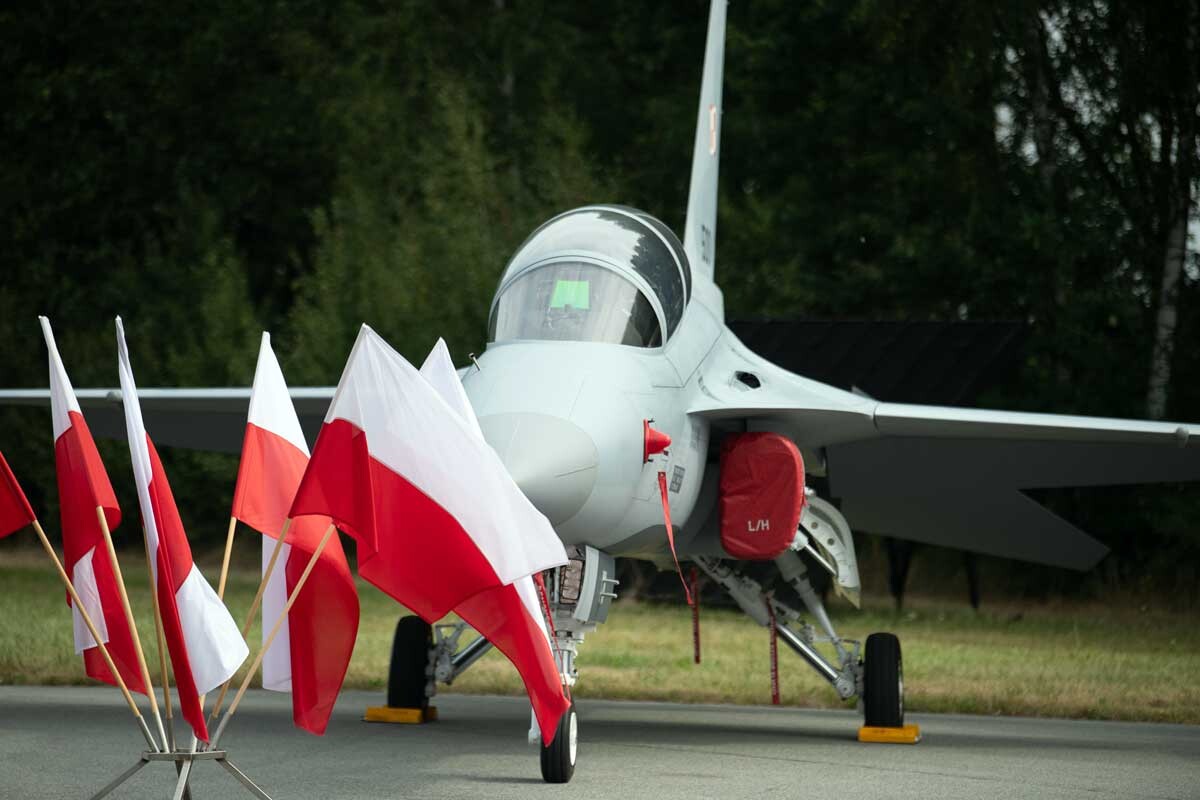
[689, 332, 1200, 569]
[0, 387, 334, 453]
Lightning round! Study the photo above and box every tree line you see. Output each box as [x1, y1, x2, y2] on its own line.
[1, 1, 1197, 600]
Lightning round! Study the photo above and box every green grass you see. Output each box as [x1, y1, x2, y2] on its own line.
[2, 552, 1198, 723]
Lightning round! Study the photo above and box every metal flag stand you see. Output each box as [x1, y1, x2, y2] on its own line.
[89, 747, 274, 800]
[83, 505, 283, 800]
[89, 523, 339, 800]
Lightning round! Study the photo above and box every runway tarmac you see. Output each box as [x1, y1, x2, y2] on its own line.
[1, 686, 1196, 799]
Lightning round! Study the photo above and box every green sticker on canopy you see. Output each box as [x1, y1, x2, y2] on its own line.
[550, 279, 590, 310]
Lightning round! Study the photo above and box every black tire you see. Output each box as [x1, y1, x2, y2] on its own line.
[863, 632, 903, 727]
[387, 615, 433, 709]
[540, 703, 577, 784]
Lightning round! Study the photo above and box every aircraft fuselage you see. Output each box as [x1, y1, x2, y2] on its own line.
[463, 238, 728, 557]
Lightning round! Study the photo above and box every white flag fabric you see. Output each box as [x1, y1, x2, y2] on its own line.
[418, 339, 484, 439]
[417, 339, 553, 647]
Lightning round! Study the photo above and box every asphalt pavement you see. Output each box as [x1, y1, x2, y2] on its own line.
[1, 686, 1196, 799]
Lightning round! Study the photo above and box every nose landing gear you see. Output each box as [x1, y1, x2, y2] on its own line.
[378, 546, 617, 783]
[540, 703, 578, 783]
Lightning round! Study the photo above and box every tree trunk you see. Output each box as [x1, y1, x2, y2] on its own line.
[1027, 13, 1072, 391]
[1146, 193, 1189, 419]
[495, 0, 520, 191]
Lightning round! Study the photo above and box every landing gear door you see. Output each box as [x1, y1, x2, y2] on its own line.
[801, 495, 861, 608]
[571, 546, 619, 625]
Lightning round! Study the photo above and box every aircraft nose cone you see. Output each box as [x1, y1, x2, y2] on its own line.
[479, 412, 598, 525]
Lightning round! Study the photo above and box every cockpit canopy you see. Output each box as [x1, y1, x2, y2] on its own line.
[488, 206, 691, 348]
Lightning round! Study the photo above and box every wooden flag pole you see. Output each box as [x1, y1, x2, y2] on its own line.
[216, 516, 237, 599]
[30, 519, 159, 752]
[210, 524, 336, 750]
[137, 512, 178, 751]
[207, 517, 291, 724]
[132, 512, 194, 799]
[239, 517, 291, 637]
[96, 506, 169, 752]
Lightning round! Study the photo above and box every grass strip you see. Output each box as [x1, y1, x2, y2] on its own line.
[2, 557, 1197, 723]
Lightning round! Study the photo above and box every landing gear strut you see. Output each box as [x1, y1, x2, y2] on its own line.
[694, 553, 906, 731]
[381, 546, 618, 783]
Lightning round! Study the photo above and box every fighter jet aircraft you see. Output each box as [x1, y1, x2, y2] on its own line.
[4, 0, 1199, 782]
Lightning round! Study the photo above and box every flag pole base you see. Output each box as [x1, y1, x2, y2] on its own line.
[88, 749, 274, 800]
[363, 705, 438, 724]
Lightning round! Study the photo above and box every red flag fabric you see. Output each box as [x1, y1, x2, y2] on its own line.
[117, 318, 247, 741]
[39, 317, 146, 695]
[455, 581, 565, 742]
[291, 328, 569, 743]
[0, 451, 35, 539]
[419, 339, 568, 744]
[291, 327, 567, 614]
[232, 333, 359, 735]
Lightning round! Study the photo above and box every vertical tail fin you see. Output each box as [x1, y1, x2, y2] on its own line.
[682, 0, 727, 281]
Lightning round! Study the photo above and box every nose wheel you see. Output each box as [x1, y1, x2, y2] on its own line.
[540, 703, 578, 783]
[387, 614, 579, 782]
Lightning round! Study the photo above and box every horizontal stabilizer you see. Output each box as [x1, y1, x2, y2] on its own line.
[837, 488, 1108, 571]
[830, 435, 1200, 491]
[827, 435, 1200, 569]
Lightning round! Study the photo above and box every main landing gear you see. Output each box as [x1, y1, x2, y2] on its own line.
[383, 545, 618, 784]
[387, 616, 433, 710]
[693, 508, 905, 733]
[863, 632, 903, 728]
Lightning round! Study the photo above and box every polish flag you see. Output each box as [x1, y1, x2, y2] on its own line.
[289, 326, 570, 741]
[231, 332, 359, 735]
[116, 317, 248, 741]
[419, 340, 568, 744]
[39, 318, 147, 695]
[0, 450, 36, 539]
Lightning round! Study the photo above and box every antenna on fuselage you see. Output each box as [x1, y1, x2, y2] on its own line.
[682, 0, 727, 282]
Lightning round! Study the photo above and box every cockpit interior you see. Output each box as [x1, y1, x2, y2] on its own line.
[488, 206, 691, 348]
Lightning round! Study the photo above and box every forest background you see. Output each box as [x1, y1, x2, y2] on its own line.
[2, 0, 1198, 605]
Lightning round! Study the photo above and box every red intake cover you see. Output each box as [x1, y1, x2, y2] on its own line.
[719, 432, 806, 560]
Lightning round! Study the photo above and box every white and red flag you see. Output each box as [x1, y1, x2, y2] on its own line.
[39, 318, 147, 696]
[0, 450, 36, 539]
[418, 339, 567, 744]
[116, 317, 247, 741]
[289, 326, 570, 742]
[231, 332, 359, 735]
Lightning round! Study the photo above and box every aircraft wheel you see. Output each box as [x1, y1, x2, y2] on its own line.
[863, 632, 903, 727]
[539, 703, 577, 783]
[387, 615, 433, 709]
